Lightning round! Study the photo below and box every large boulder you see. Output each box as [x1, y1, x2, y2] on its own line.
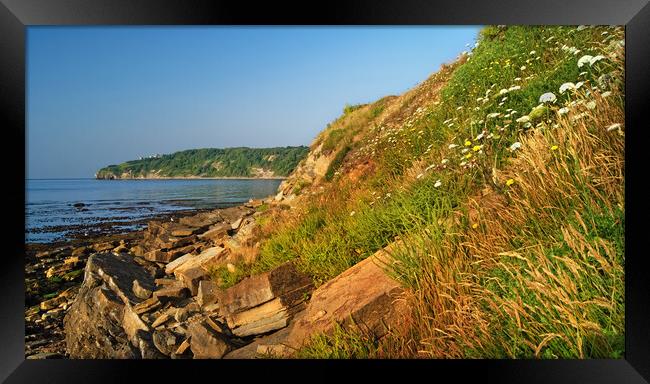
[284, 249, 407, 350]
[63, 252, 162, 358]
[218, 262, 313, 337]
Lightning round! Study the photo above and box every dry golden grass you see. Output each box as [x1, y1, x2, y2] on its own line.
[391, 89, 624, 358]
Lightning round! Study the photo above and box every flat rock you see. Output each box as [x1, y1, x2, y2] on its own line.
[188, 320, 231, 359]
[285, 248, 407, 351]
[219, 262, 313, 337]
[223, 323, 293, 359]
[230, 218, 243, 230]
[171, 227, 197, 237]
[179, 212, 223, 229]
[197, 222, 231, 242]
[164, 253, 196, 275]
[153, 283, 190, 303]
[144, 243, 196, 264]
[93, 242, 116, 252]
[133, 279, 153, 300]
[40, 295, 67, 311]
[173, 247, 227, 295]
[155, 278, 178, 286]
[133, 297, 161, 315]
[196, 280, 219, 308]
[219, 261, 312, 315]
[152, 329, 179, 356]
[175, 338, 191, 355]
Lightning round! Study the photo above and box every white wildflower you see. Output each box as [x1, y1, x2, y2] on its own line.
[475, 132, 485, 141]
[499, 89, 508, 95]
[601, 91, 612, 98]
[509, 142, 522, 151]
[448, 143, 458, 149]
[516, 116, 531, 123]
[416, 174, 423, 179]
[520, 65, 527, 70]
[441, 158, 449, 164]
[530, 50, 536, 55]
[559, 82, 576, 93]
[508, 85, 521, 91]
[576, 81, 584, 89]
[539, 92, 557, 103]
[578, 55, 593, 68]
[350, 211, 356, 216]
[558, 107, 570, 115]
[589, 55, 605, 66]
[487, 112, 500, 119]
[586, 101, 597, 109]
[434, 180, 442, 188]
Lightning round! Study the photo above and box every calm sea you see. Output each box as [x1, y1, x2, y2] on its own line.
[25, 178, 282, 244]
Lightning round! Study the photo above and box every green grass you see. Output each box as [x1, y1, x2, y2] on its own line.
[324, 145, 351, 181]
[251, 25, 625, 358]
[297, 323, 379, 359]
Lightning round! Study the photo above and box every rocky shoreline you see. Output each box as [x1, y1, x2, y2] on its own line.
[25, 207, 220, 359]
[26, 192, 406, 359]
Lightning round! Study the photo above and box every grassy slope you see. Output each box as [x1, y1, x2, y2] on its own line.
[224, 26, 626, 358]
[96, 146, 309, 178]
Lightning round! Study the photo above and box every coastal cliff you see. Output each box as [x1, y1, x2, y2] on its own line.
[95, 146, 309, 179]
[28, 26, 625, 359]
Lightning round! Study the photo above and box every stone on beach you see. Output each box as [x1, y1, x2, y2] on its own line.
[196, 280, 219, 308]
[153, 283, 190, 303]
[173, 246, 227, 295]
[63, 252, 158, 358]
[188, 320, 232, 359]
[132, 279, 153, 300]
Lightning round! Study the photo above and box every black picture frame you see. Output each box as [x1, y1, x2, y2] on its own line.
[1, 0, 648, 382]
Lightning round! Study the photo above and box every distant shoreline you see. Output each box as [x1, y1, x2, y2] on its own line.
[95, 176, 287, 180]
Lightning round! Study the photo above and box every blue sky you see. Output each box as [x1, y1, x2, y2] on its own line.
[27, 26, 482, 179]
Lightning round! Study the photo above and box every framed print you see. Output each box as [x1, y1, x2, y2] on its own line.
[1, 0, 648, 382]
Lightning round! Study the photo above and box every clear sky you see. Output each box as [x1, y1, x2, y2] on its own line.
[27, 26, 482, 179]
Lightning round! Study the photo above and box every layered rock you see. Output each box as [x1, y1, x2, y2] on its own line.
[63, 252, 161, 358]
[284, 249, 407, 351]
[218, 262, 313, 337]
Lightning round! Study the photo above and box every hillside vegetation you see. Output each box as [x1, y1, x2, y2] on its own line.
[95, 146, 309, 179]
[221, 26, 625, 358]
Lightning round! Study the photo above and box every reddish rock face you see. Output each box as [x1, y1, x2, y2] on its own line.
[285, 249, 407, 350]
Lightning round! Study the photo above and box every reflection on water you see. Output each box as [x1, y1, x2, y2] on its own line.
[26, 178, 282, 243]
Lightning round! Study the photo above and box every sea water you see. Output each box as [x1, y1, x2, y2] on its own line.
[25, 178, 282, 243]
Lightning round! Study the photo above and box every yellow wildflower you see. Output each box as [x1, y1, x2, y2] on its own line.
[506, 179, 515, 186]
[465, 153, 473, 159]
[472, 145, 482, 152]
[550, 145, 559, 151]
[472, 223, 479, 229]
[464, 140, 472, 146]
